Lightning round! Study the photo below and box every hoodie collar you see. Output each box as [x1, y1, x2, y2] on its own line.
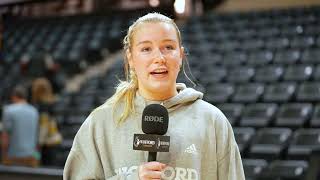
[134, 83, 203, 113]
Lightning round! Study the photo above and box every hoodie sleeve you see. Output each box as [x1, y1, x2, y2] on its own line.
[214, 108, 245, 180]
[63, 114, 140, 180]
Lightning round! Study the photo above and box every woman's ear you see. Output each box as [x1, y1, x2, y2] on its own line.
[180, 46, 185, 60]
[180, 46, 185, 67]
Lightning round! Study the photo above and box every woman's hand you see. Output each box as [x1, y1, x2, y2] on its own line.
[138, 161, 166, 180]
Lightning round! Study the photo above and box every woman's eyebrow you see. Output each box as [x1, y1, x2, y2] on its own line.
[163, 39, 176, 43]
[136, 39, 177, 46]
[136, 40, 151, 46]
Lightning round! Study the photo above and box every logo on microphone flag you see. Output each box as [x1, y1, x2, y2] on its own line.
[133, 134, 170, 152]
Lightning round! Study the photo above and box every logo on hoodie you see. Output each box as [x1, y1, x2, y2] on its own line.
[184, 144, 198, 155]
[115, 166, 199, 180]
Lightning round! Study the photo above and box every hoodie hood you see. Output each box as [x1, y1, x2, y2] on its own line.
[135, 83, 203, 113]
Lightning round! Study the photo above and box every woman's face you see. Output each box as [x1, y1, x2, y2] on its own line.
[127, 22, 184, 100]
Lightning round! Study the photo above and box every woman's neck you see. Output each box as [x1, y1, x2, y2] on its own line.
[138, 88, 178, 101]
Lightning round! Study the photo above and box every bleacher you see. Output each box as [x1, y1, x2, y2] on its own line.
[179, 6, 320, 180]
[1, 4, 320, 180]
[0, 11, 136, 175]
[2, 13, 135, 74]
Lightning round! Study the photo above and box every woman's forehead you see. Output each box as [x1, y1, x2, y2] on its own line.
[132, 22, 179, 43]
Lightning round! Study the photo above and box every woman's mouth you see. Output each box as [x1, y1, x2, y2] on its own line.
[150, 69, 168, 77]
[150, 70, 168, 75]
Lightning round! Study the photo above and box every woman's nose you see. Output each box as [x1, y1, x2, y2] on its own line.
[153, 49, 165, 63]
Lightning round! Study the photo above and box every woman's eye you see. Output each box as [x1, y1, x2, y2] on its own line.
[165, 45, 174, 50]
[141, 47, 151, 52]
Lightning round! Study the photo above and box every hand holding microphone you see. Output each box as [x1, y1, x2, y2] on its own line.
[138, 161, 166, 180]
[133, 104, 170, 179]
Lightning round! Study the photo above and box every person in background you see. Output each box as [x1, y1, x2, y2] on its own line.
[1, 85, 39, 167]
[64, 12, 244, 179]
[31, 77, 62, 166]
[20, 48, 65, 93]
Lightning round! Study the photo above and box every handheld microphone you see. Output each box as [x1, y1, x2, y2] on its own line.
[133, 104, 170, 162]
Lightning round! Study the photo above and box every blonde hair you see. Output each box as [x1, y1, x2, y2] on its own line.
[32, 78, 55, 104]
[108, 12, 192, 125]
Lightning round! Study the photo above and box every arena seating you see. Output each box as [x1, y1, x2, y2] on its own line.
[2, 5, 320, 180]
[0, 11, 139, 116]
[2, 13, 135, 73]
[178, 6, 320, 179]
[1, 11, 136, 168]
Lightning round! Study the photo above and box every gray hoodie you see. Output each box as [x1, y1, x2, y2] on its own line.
[63, 83, 245, 180]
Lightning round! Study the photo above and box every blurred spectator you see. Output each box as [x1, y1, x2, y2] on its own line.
[19, 50, 55, 78]
[32, 78, 62, 166]
[1, 85, 40, 167]
[20, 49, 65, 93]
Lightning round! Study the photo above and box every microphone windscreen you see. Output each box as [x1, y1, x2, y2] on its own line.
[142, 104, 169, 135]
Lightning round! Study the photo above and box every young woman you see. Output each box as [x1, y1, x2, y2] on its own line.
[64, 12, 245, 180]
[31, 78, 62, 166]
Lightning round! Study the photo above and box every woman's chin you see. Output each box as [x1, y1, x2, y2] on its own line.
[149, 81, 172, 91]
[143, 82, 176, 98]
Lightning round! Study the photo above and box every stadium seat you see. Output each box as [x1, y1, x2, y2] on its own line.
[64, 115, 87, 126]
[0, 66, 4, 79]
[247, 50, 273, 66]
[201, 53, 222, 66]
[265, 37, 290, 50]
[275, 103, 313, 128]
[233, 127, 256, 155]
[316, 36, 320, 47]
[313, 65, 320, 80]
[290, 36, 315, 49]
[226, 66, 255, 83]
[296, 82, 320, 102]
[274, 49, 301, 64]
[301, 49, 320, 64]
[220, 52, 247, 66]
[248, 128, 292, 160]
[52, 97, 72, 115]
[258, 26, 280, 38]
[60, 125, 81, 140]
[199, 66, 227, 85]
[232, 83, 264, 103]
[263, 83, 296, 103]
[304, 24, 320, 37]
[288, 128, 320, 160]
[310, 104, 320, 127]
[217, 103, 243, 126]
[53, 140, 73, 167]
[205, 83, 234, 103]
[254, 65, 284, 82]
[240, 39, 264, 51]
[258, 160, 308, 180]
[242, 159, 268, 180]
[240, 103, 278, 127]
[72, 96, 95, 108]
[217, 40, 241, 52]
[55, 114, 65, 126]
[283, 64, 313, 82]
[304, 147, 320, 180]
